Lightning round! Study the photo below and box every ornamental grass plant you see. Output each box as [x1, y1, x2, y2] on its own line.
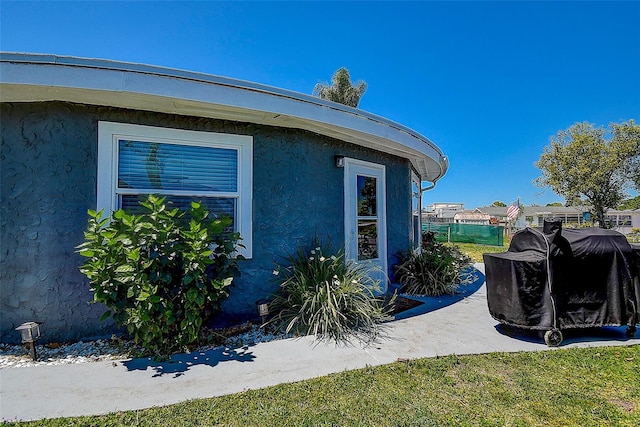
[267, 242, 393, 345]
[394, 231, 471, 296]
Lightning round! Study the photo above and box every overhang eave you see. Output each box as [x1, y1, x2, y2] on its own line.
[0, 54, 449, 181]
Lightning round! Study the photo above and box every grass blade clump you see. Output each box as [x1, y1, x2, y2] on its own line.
[394, 231, 471, 296]
[268, 241, 393, 346]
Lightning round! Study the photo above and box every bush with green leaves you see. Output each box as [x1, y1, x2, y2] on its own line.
[267, 242, 393, 346]
[564, 221, 595, 229]
[77, 195, 243, 357]
[394, 231, 471, 296]
[627, 228, 640, 243]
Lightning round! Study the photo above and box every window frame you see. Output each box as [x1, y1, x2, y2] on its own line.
[97, 121, 253, 258]
[411, 171, 422, 251]
[606, 214, 632, 227]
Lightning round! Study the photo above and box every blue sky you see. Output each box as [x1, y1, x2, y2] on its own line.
[1, 1, 639, 208]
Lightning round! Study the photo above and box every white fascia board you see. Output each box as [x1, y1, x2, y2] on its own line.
[0, 53, 448, 181]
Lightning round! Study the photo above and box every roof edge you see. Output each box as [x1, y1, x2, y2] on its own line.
[0, 52, 449, 181]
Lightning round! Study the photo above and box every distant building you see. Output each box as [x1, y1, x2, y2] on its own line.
[453, 208, 491, 225]
[600, 209, 640, 234]
[475, 205, 640, 235]
[423, 202, 465, 223]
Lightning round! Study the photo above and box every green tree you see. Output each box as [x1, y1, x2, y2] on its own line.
[614, 120, 640, 189]
[535, 120, 640, 227]
[619, 195, 640, 210]
[546, 202, 564, 207]
[313, 67, 367, 108]
[490, 200, 506, 207]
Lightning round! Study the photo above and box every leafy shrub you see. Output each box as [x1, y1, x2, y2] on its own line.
[564, 221, 594, 229]
[393, 232, 471, 296]
[627, 228, 640, 243]
[78, 195, 243, 357]
[267, 242, 393, 345]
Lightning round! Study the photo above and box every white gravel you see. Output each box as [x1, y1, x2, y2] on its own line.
[0, 326, 290, 369]
[0, 339, 131, 369]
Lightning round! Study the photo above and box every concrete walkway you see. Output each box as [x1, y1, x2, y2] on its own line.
[1, 264, 638, 422]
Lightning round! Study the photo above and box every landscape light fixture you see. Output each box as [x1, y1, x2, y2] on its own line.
[255, 299, 270, 324]
[15, 321, 42, 361]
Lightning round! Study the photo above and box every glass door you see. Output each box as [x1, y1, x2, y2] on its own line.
[344, 159, 387, 292]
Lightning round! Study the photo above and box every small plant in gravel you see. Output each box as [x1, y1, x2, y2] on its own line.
[267, 241, 393, 345]
[78, 195, 243, 358]
[394, 231, 471, 296]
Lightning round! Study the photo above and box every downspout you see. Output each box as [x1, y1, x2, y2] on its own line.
[420, 181, 437, 192]
[420, 155, 448, 194]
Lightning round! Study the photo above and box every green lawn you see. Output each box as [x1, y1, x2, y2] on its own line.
[7, 345, 639, 427]
[455, 235, 638, 264]
[452, 241, 509, 264]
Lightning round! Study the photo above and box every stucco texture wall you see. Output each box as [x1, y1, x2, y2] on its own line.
[0, 101, 412, 343]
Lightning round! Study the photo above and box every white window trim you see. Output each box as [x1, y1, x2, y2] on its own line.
[411, 171, 422, 252]
[97, 121, 253, 258]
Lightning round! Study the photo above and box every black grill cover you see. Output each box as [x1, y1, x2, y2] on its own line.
[483, 224, 640, 330]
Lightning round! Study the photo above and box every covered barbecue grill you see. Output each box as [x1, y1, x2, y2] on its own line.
[483, 221, 639, 346]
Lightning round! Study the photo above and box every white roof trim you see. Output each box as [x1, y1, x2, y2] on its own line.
[0, 53, 448, 181]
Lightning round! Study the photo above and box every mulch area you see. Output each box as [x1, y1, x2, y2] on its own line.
[202, 296, 424, 345]
[381, 295, 424, 316]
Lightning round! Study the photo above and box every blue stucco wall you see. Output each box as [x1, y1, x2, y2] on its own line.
[0, 102, 413, 342]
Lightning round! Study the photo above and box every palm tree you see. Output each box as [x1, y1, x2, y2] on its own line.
[312, 67, 367, 108]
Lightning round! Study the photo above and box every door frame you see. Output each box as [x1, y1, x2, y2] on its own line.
[343, 158, 388, 292]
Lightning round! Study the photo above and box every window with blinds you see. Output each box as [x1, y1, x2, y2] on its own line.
[98, 122, 254, 258]
[117, 140, 238, 219]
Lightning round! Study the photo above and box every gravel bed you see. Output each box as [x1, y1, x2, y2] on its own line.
[0, 339, 131, 369]
[0, 325, 290, 369]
